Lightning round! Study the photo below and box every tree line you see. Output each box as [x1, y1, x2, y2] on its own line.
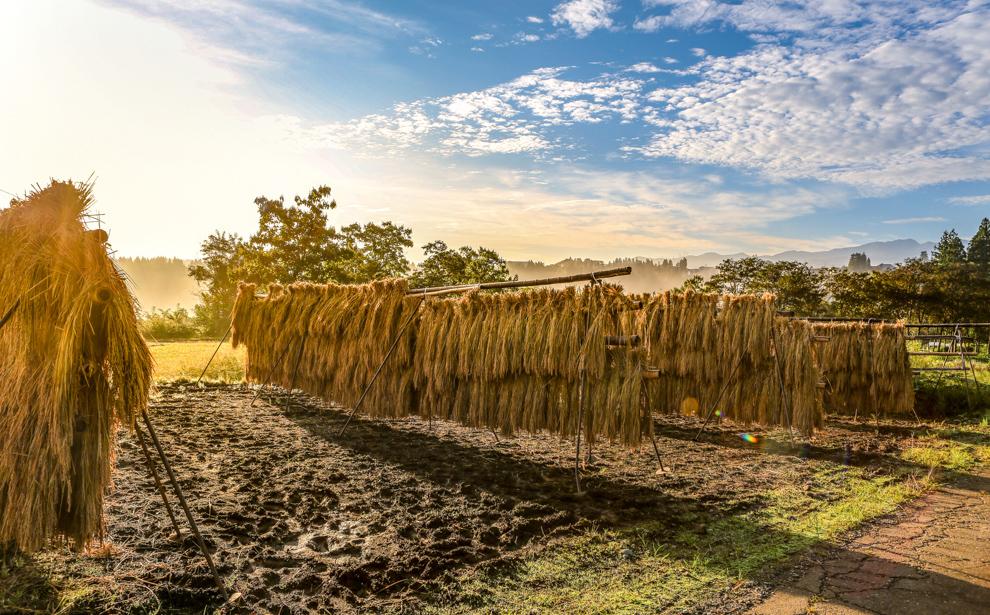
[685, 218, 990, 322]
[180, 186, 512, 335]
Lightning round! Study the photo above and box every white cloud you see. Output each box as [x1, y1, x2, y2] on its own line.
[949, 195, 990, 205]
[663, 56, 678, 64]
[551, 0, 619, 38]
[294, 67, 645, 157]
[633, 5, 990, 191]
[516, 33, 541, 43]
[882, 217, 947, 224]
[527, 16, 544, 24]
[626, 62, 662, 73]
[633, 15, 663, 32]
[689, 47, 706, 57]
[471, 46, 484, 52]
[471, 33, 493, 41]
[105, 0, 424, 66]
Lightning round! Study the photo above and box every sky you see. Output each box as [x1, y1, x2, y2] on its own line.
[1, 0, 989, 262]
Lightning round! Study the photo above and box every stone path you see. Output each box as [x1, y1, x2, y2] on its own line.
[749, 470, 990, 614]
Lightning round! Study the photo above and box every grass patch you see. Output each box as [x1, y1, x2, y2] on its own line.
[901, 426, 990, 471]
[427, 464, 921, 614]
[149, 340, 245, 383]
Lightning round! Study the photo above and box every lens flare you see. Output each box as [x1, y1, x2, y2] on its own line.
[739, 433, 759, 444]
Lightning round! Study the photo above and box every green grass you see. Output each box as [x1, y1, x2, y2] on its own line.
[426, 464, 925, 614]
[901, 425, 990, 471]
[149, 340, 245, 382]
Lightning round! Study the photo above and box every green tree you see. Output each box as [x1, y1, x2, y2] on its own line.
[408, 241, 514, 288]
[340, 221, 413, 281]
[847, 252, 871, 272]
[932, 229, 966, 267]
[967, 218, 990, 269]
[703, 257, 825, 314]
[188, 232, 248, 335]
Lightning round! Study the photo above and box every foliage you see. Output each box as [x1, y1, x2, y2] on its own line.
[408, 240, 513, 288]
[188, 185, 513, 334]
[188, 185, 417, 334]
[139, 307, 200, 341]
[968, 218, 990, 268]
[697, 257, 826, 314]
[847, 252, 871, 272]
[932, 229, 967, 266]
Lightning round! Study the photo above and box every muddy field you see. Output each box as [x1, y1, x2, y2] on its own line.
[6, 383, 940, 614]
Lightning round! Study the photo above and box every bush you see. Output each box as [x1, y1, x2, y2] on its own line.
[139, 308, 201, 341]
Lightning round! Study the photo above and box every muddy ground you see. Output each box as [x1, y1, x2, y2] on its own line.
[3, 383, 944, 614]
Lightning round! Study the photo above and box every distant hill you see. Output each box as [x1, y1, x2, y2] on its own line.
[121, 238, 934, 309]
[761, 239, 935, 268]
[509, 239, 935, 293]
[116, 257, 200, 313]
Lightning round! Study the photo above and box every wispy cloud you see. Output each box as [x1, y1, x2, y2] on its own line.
[471, 33, 493, 41]
[551, 0, 619, 38]
[949, 194, 990, 205]
[284, 67, 644, 157]
[882, 216, 947, 224]
[526, 16, 544, 24]
[105, 0, 428, 66]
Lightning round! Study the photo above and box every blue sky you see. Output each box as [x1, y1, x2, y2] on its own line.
[2, 0, 989, 261]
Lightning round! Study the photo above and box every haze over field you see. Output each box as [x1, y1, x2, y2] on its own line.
[121, 238, 935, 310]
[3, 1, 989, 264]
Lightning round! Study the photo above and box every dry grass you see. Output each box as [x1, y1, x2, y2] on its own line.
[812, 322, 915, 417]
[148, 340, 245, 382]
[0, 181, 152, 553]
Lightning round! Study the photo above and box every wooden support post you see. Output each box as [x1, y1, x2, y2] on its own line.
[694, 357, 743, 442]
[140, 412, 228, 599]
[249, 342, 292, 407]
[770, 326, 796, 444]
[338, 297, 425, 437]
[134, 424, 182, 540]
[0, 299, 19, 333]
[195, 321, 233, 386]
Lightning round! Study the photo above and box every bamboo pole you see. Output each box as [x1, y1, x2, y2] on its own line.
[0, 299, 19, 332]
[408, 267, 632, 297]
[337, 296, 426, 437]
[195, 321, 233, 386]
[134, 424, 183, 539]
[140, 412, 228, 598]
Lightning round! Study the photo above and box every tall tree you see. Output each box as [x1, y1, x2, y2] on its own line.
[967, 218, 990, 269]
[931, 229, 966, 266]
[408, 241, 513, 288]
[187, 232, 248, 334]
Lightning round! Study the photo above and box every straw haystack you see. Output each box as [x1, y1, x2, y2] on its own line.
[232, 279, 419, 418]
[0, 181, 153, 553]
[640, 291, 822, 434]
[812, 322, 914, 417]
[233, 281, 649, 446]
[415, 284, 646, 445]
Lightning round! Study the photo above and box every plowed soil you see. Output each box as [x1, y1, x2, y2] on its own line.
[4, 383, 938, 614]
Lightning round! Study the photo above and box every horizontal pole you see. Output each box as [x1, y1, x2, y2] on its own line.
[408, 267, 632, 296]
[907, 335, 974, 341]
[605, 334, 640, 347]
[913, 367, 968, 372]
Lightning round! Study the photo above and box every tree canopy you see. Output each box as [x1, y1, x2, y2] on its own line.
[188, 185, 510, 333]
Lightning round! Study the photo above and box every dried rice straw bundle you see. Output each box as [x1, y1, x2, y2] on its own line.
[811, 321, 914, 417]
[0, 181, 153, 553]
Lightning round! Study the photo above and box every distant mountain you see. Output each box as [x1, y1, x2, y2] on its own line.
[680, 239, 934, 269]
[762, 239, 935, 268]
